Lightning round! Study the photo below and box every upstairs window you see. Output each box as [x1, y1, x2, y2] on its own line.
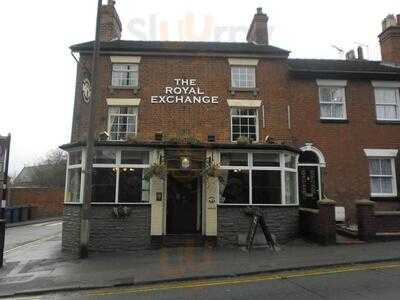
[374, 88, 400, 121]
[111, 64, 139, 88]
[108, 106, 138, 141]
[231, 108, 258, 142]
[319, 86, 347, 119]
[231, 66, 256, 89]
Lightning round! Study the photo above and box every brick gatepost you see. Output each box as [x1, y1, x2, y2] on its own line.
[356, 199, 376, 242]
[317, 199, 337, 245]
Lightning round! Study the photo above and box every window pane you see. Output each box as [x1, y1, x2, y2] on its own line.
[219, 169, 249, 204]
[381, 159, 392, 175]
[119, 168, 149, 203]
[381, 177, 393, 194]
[285, 154, 296, 169]
[66, 168, 81, 202]
[253, 153, 279, 167]
[369, 159, 381, 175]
[320, 104, 332, 118]
[94, 149, 116, 164]
[231, 66, 256, 88]
[220, 152, 248, 166]
[370, 177, 381, 194]
[92, 168, 116, 202]
[285, 171, 297, 204]
[121, 151, 149, 164]
[332, 104, 344, 118]
[69, 151, 82, 165]
[252, 170, 281, 204]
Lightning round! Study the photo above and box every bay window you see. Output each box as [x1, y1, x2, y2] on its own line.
[219, 152, 298, 205]
[92, 149, 150, 204]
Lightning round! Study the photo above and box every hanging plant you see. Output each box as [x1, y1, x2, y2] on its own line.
[201, 159, 224, 183]
[144, 161, 168, 181]
[236, 136, 251, 145]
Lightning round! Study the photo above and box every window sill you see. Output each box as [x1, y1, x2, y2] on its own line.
[217, 203, 299, 207]
[91, 202, 151, 205]
[229, 87, 259, 96]
[108, 85, 140, 95]
[376, 120, 400, 125]
[370, 196, 399, 202]
[64, 202, 83, 205]
[320, 118, 349, 124]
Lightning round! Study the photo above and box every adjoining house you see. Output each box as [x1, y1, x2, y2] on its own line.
[60, 1, 400, 252]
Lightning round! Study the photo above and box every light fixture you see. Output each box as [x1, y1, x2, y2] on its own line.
[181, 157, 190, 169]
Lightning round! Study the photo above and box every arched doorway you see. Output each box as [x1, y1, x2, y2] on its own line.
[298, 145, 325, 208]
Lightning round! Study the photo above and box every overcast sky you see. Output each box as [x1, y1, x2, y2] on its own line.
[0, 0, 398, 176]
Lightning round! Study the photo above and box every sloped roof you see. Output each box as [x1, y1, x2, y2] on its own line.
[70, 40, 290, 56]
[288, 59, 400, 79]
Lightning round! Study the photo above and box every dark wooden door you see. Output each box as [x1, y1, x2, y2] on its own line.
[298, 166, 320, 209]
[167, 171, 199, 234]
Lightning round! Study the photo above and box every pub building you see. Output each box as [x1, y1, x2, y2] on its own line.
[61, 1, 400, 252]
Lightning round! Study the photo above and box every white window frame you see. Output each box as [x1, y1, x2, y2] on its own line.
[65, 149, 86, 204]
[107, 106, 138, 141]
[111, 63, 139, 88]
[316, 79, 347, 120]
[364, 148, 398, 197]
[92, 148, 151, 205]
[230, 108, 259, 143]
[230, 66, 256, 89]
[218, 151, 299, 206]
[373, 88, 400, 121]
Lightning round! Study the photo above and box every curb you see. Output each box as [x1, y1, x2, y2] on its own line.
[1, 256, 400, 298]
[5, 217, 62, 228]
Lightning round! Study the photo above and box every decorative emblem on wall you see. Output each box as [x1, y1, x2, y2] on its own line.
[82, 78, 92, 103]
[112, 206, 132, 219]
[208, 196, 216, 209]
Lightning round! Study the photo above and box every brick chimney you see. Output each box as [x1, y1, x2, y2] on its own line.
[246, 8, 269, 45]
[379, 14, 400, 64]
[100, 0, 122, 42]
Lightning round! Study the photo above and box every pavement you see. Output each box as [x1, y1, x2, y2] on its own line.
[2, 225, 400, 298]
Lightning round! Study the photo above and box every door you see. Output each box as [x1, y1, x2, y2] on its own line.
[167, 171, 200, 234]
[298, 166, 320, 209]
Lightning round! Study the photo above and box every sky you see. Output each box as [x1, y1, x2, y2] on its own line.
[0, 0, 398, 177]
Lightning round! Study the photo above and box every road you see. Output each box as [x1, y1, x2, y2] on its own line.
[7, 260, 400, 300]
[4, 220, 62, 252]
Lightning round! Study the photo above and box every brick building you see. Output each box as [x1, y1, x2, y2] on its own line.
[60, 1, 400, 252]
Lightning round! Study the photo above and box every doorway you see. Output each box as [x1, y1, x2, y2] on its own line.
[298, 150, 322, 209]
[166, 171, 202, 234]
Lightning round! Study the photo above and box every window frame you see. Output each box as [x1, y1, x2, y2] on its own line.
[107, 105, 138, 141]
[92, 148, 151, 205]
[230, 65, 256, 89]
[111, 63, 139, 88]
[318, 86, 347, 120]
[368, 157, 397, 197]
[65, 149, 85, 204]
[374, 87, 400, 122]
[218, 151, 298, 206]
[230, 108, 259, 143]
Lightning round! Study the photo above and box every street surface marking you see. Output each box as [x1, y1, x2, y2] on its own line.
[45, 222, 62, 227]
[87, 261, 400, 297]
[4, 233, 61, 254]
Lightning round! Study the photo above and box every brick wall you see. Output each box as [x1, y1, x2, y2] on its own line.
[62, 204, 82, 253]
[217, 206, 299, 246]
[9, 187, 64, 219]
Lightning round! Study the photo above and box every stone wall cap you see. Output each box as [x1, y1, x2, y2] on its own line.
[355, 199, 376, 206]
[318, 199, 336, 205]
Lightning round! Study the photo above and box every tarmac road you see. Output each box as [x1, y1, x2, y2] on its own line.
[4, 220, 62, 252]
[7, 260, 400, 300]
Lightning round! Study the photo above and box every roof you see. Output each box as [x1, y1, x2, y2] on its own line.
[70, 40, 290, 56]
[288, 59, 400, 80]
[60, 140, 301, 154]
[13, 165, 52, 186]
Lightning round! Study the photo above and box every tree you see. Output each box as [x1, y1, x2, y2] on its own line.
[30, 149, 67, 188]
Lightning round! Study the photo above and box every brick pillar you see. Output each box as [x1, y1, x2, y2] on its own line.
[356, 200, 376, 242]
[317, 199, 336, 245]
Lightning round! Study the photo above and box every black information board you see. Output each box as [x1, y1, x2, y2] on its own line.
[246, 212, 278, 251]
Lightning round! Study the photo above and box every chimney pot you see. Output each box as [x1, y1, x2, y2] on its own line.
[357, 46, 364, 60]
[246, 7, 269, 45]
[379, 13, 400, 64]
[257, 7, 263, 14]
[100, 0, 122, 41]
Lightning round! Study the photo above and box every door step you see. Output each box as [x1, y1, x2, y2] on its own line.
[163, 234, 205, 247]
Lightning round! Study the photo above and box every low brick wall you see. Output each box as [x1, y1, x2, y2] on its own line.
[299, 199, 336, 245]
[9, 187, 64, 219]
[356, 200, 400, 241]
[217, 205, 299, 247]
[62, 204, 151, 253]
